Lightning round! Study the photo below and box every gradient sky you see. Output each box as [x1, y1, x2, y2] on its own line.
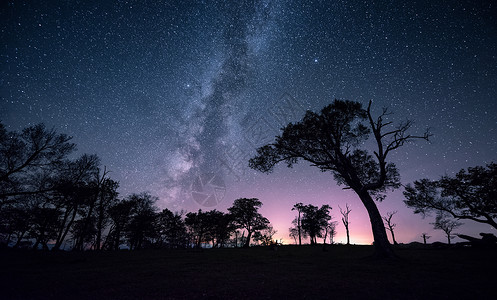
[1, 0, 496, 244]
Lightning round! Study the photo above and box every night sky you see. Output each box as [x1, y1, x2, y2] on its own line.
[1, 0, 496, 244]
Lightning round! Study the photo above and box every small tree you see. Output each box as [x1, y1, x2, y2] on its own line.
[383, 211, 398, 245]
[228, 198, 269, 248]
[291, 203, 305, 246]
[421, 233, 431, 245]
[289, 227, 299, 244]
[328, 221, 338, 244]
[300, 204, 331, 245]
[249, 100, 430, 258]
[253, 225, 277, 246]
[339, 204, 352, 245]
[289, 217, 308, 244]
[431, 214, 462, 245]
[323, 220, 338, 244]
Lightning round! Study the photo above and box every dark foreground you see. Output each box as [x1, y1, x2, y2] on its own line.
[1, 245, 495, 299]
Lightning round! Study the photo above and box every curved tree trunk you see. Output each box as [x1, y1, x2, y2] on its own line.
[356, 189, 396, 259]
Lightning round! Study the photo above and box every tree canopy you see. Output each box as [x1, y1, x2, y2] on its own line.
[0, 122, 75, 201]
[250, 99, 430, 258]
[300, 204, 331, 245]
[228, 198, 269, 248]
[404, 162, 497, 230]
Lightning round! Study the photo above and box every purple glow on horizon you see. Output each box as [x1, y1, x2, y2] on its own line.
[1, 0, 495, 244]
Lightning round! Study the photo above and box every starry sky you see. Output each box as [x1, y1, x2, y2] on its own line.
[1, 0, 496, 244]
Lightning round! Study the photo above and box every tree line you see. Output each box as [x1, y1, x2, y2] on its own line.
[3, 99, 496, 255]
[0, 122, 277, 250]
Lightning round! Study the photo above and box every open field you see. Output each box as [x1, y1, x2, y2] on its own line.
[1, 245, 496, 299]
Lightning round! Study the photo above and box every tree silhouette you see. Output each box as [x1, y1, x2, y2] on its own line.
[124, 193, 158, 250]
[206, 210, 234, 248]
[289, 227, 299, 244]
[339, 204, 352, 245]
[253, 224, 277, 246]
[0, 203, 32, 248]
[421, 233, 431, 245]
[228, 198, 269, 248]
[0, 122, 75, 202]
[30, 207, 60, 250]
[185, 209, 211, 248]
[289, 216, 308, 244]
[106, 198, 136, 250]
[56, 154, 100, 251]
[323, 220, 338, 245]
[383, 211, 398, 245]
[74, 166, 117, 251]
[404, 162, 497, 230]
[291, 202, 305, 246]
[301, 204, 331, 245]
[249, 100, 430, 258]
[94, 178, 119, 250]
[431, 214, 462, 245]
[156, 208, 187, 248]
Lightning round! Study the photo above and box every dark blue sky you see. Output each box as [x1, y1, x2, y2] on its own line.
[1, 0, 496, 243]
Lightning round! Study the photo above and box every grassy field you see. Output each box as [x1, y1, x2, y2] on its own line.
[1, 245, 496, 299]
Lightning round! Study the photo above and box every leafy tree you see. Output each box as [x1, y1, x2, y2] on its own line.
[124, 193, 158, 250]
[156, 208, 188, 248]
[185, 209, 211, 248]
[431, 214, 462, 244]
[249, 100, 430, 258]
[383, 211, 398, 245]
[404, 163, 497, 230]
[206, 210, 234, 248]
[339, 204, 352, 245]
[106, 198, 136, 250]
[301, 204, 331, 245]
[228, 198, 269, 248]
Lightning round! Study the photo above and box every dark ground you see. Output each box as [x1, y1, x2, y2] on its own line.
[1, 244, 495, 299]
